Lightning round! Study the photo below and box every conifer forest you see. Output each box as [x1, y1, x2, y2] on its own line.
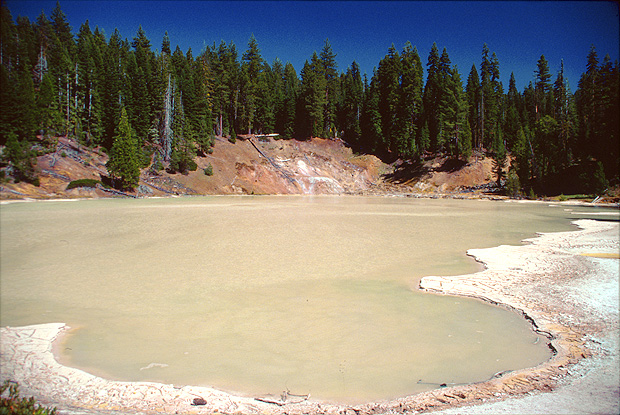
[0, 2, 618, 194]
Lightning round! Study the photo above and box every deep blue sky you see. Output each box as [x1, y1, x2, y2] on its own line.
[5, 1, 619, 91]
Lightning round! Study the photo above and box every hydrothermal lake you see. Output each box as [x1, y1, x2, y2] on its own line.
[0, 196, 612, 403]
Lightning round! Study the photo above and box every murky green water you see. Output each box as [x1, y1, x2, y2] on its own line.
[1, 196, 612, 403]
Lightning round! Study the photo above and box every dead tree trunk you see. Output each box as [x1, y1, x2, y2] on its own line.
[162, 73, 173, 161]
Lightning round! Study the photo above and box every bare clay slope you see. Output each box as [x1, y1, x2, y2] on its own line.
[1, 135, 510, 200]
[173, 136, 384, 195]
[0, 136, 385, 199]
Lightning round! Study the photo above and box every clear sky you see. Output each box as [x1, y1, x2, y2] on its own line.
[5, 1, 619, 91]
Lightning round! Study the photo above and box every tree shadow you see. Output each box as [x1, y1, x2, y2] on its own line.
[383, 159, 428, 184]
[383, 156, 468, 184]
[435, 157, 468, 173]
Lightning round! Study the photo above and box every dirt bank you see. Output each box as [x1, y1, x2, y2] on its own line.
[1, 218, 618, 414]
[9, 135, 614, 203]
[0, 136, 386, 199]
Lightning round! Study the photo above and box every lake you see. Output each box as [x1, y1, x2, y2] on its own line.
[0, 196, 609, 403]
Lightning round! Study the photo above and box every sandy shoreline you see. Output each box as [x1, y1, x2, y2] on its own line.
[1, 218, 618, 414]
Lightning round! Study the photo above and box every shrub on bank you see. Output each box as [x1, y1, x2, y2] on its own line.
[66, 178, 101, 190]
[0, 380, 57, 414]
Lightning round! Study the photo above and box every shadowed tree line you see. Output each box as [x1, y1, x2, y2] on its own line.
[1, 2, 617, 193]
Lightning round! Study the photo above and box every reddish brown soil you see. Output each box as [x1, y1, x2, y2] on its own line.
[0, 136, 385, 199]
[5, 136, 613, 202]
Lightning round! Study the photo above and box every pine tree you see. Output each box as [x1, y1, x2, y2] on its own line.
[535, 54, 553, 118]
[37, 72, 63, 138]
[161, 31, 171, 55]
[440, 65, 469, 158]
[193, 51, 215, 154]
[13, 57, 38, 140]
[76, 20, 103, 144]
[503, 72, 522, 151]
[553, 60, 576, 167]
[533, 114, 559, 178]
[271, 58, 286, 134]
[280, 62, 299, 138]
[107, 107, 140, 189]
[360, 70, 383, 153]
[436, 47, 455, 152]
[576, 45, 599, 161]
[125, 52, 150, 139]
[423, 43, 441, 150]
[256, 61, 276, 133]
[48, 1, 76, 137]
[465, 64, 481, 151]
[377, 44, 401, 152]
[130, 25, 155, 138]
[210, 41, 239, 137]
[396, 42, 423, 158]
[479, 45, 502, 150]
[522, 81, 537, 130]
[101, 28, 123, 149]
[340, 61, 364, 147]
[298, 54, 326, 138]
[241, 34, 263, 133]
[50, 1, 73, 51]
[0, 5, 17, 71]
[596, 55, 619, 181]
[319, 39, 338, 137]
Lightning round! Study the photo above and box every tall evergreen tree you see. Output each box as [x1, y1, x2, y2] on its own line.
[319, 38, 339, 137]
[100, 28, 123, 149]
[255, 60, 276, 133]
[241, 34, 263, 133]
[576, 45, 599, 160]
[107, 107, 140, 189]
[161, 31, 171, 55]
[377, 44, 401, 153]
[479, 45, 502, 149]
[465, 64, 481, 151]
[270, 58, 286, 134]
[340, 60, 364, 147]
[280, 61, 299, 139]
[503, 72, 522, 151]
[596, 55, 619, 181]
[535, 54, 553, 118]
[298, 53, 326, 138]
[360, 70, 383, 153]
[553, 59, 576, 167]
[440, 65, 470, 158]
[396, 42, 424, 157]
[423, 42, 441, 150]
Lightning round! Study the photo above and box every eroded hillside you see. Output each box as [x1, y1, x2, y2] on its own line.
[2, 135, 616, 202]
[0, 136, 385, 199]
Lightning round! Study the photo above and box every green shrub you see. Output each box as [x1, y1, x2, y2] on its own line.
[204, 164, 213, 176]
[3, 133, 39, 185]
[0, 380, 57, 414]
[505, 169, 521, 198]
[167, 148, 198, 174]
[228, 136, 236, 144]
[66, 178, 101, 190]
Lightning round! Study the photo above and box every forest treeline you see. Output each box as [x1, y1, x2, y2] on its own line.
[0, 2, 618, 193]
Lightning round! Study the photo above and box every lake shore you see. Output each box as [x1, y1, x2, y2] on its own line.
[1, 218, 618, 414]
